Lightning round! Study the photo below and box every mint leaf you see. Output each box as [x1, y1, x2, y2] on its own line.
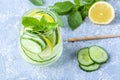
[81, 9, 88, 20]
[22, 17, 41, 30]
[95, 0, 105, 2]
[74, 0, 81, 10]
[39, 16, 48, 27]
[79, 0, 94, 6]
[74, 0, 80, 5]
[68, 11, 82, 30]
[80, 5, 91, 20]
[40, 16, 58, 31]
[79, 0, 104, 6]
[44, 23, 58, 32]
[29, 0, 43, 6]
[22, 16, 58, 32]
[53, 1, 74, 15]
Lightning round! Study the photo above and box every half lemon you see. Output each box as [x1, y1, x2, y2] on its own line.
[88, 1, 115, 24]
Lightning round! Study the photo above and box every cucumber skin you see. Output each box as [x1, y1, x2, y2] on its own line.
[79, 64, 101, 72]
[88, 45, 109, 64]
[77, 47, 94, 66]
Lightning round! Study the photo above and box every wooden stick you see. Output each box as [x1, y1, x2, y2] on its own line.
[67, 34, 120, 42]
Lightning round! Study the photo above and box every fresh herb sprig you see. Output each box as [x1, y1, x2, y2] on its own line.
[29, 0, 43, 6]
[52, 1, 74, 15]
[52, 0, 104, 30]
[22, 16, 58, 32]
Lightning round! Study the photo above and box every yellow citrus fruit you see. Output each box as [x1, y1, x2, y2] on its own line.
[88, 1, 115, 24]
[43, 37, 53, 53]
[38, 13, 55, 23]
[28, 9, 55, 23]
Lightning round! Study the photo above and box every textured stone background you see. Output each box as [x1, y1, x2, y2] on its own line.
[0, 0, 120, 80]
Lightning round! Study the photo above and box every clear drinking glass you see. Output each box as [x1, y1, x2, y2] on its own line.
[19, 8, 63, 66]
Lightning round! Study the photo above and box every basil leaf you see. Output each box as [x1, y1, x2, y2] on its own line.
[22, 17, 41, 30]
[44, 23, 58, 32]
[39, 16, 57, 32]
[80, 5, 91, 20]
[95, 0, 105, 2]
[22, 16, 57, 32]
[79, 0, 94, 6]
[81, 9, 88, 20]
[53, 1, 74, 15]
[68, 11, 82, 30]
[79, 0, 104, 6]
[74, 0, 80, 5]
[29, 0, 43, 6]
[39, 16, 48, 26]
[80, 0, 98, 20]
[74, 0, 81, 10]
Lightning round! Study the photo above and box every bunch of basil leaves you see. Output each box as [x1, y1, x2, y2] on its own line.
[51, 0, 104, 30]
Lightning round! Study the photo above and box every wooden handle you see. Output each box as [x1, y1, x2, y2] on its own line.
[67, 34, 120, 42]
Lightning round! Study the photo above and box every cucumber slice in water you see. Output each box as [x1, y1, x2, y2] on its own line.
[20, 42, 63, 65]
[44, 29, 57, 46]
[80, 63, 101, 72]
[22, 31, 47, 50]
[78, 48, 94, 66]
[20, 30, 54, 60]
[22, 47, 43, 62]
[21, 38, 42, 54]
[89, 46, 108, 63]
[21, 35, 54, 61]
[21, 46, 57, 64]
[38, 37, 53, 60]
[55, 28, 61, 44]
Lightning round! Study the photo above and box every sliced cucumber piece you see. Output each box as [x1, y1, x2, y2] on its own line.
[22, 31, 47, 50]
[55, 28, 61, 44]
[80, 63, 101, 72]
[39, 47, 51, 59]
[44, 29, 57, 46]
[20, 36, 53, 60]
[21, 38, 42, 54]
[89, 46, 108, 63]
[22, 47, 43, 62]
[78, 48, 94, 66]
[38, 37, 53, 60]
[39, 39, 62, 60]
[21, 46, 57, 64]
[22, 34, 46, 50]
[19, 35, 63, 65]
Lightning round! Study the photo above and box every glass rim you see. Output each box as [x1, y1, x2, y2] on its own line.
[22, 8, 58, 22]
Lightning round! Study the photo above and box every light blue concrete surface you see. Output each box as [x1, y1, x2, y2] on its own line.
[0, 0, 120, 80]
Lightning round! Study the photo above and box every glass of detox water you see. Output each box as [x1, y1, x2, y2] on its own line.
[19, 8, 63, 66]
